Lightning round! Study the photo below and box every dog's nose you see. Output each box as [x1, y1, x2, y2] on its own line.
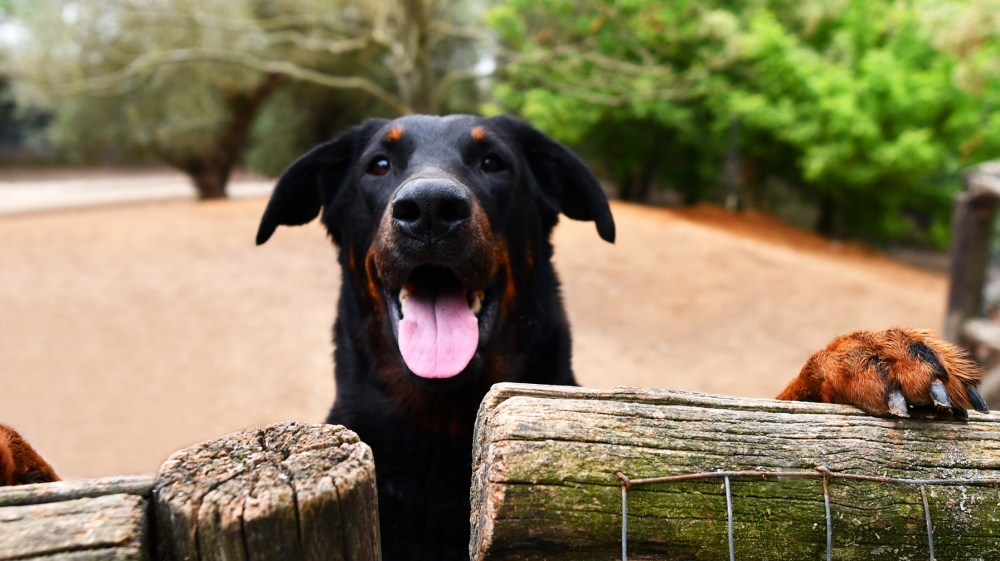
[391, 179, 472, 240]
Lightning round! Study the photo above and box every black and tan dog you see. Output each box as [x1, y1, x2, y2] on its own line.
[256, 114, 987, 560]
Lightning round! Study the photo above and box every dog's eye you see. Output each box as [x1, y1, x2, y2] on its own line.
[368, 157, 391, 176]
[481, 154, 505, 173]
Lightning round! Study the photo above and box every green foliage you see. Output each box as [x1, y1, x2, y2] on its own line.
[490, 0, 1000, 248]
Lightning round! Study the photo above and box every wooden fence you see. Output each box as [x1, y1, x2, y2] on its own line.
[5, 385, 1000, 560]
[0, 422, 379, 561]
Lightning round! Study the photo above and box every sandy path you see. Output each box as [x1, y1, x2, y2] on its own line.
[0, 197, 946, 478]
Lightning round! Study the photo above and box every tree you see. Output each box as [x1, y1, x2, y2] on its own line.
[489, 0, 999, 247]
[4, 0, 489, 198]
[922, 0, 1000, 164]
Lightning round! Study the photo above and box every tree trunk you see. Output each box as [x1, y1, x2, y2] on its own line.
[472, 383, 1000, 561]
[403, 0, 434, 114]
[165, 73, 285, 200]
[724, 116, 741, 211]
[618, 162, 657, 203]
[816, 192, 838, 237]
[189, 163, 229, 200]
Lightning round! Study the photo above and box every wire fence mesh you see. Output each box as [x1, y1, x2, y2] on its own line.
[615, 466, 1000, 561]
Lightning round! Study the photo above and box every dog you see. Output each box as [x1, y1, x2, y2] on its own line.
[256, 114, 987, 560]
[0, 423, 59, 486]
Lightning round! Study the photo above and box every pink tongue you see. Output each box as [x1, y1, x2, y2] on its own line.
[398, 288, 479, 378]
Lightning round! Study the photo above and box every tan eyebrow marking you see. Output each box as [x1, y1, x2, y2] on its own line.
[470, 126, 487, 142]
[385, 126, 404, 143]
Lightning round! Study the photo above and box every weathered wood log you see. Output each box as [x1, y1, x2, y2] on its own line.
[471, 383, 1000, 561]
[0, 474, 155, 508]
[0, 475, 153, 561]
[154, 421, 380, 561]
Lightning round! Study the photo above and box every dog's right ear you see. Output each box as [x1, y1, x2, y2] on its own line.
[256, 120, 386, 245]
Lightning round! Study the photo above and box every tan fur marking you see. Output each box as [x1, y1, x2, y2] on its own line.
[364, 252, 384, 311]
[385, 126, 404, 143]
[470, 126, 487, 142]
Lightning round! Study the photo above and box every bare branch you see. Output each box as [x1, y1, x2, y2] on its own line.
[127, 10, 362, 37]
[264, 31, 370, 56]
[62, 48, 412, 115]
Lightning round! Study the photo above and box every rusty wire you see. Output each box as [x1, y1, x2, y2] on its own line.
[614, 466, 1000, 561]
[920, 485, 935, 560]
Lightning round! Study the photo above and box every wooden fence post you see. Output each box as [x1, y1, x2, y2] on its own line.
[0, 424, 380, 560]
[945, 195, 997, 343]
[155, 422, 380, 561]
[945, 162, 1000, 344]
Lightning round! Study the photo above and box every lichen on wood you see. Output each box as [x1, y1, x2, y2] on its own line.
[471, 383, 1000, 560]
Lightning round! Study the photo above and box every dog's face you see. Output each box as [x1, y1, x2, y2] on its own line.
[257, 115, 614, 427]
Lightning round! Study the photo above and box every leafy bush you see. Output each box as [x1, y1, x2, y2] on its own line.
[489, 0, 1000, 247]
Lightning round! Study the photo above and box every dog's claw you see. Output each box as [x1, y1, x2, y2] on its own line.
[929, 380, 950, 408]
[952, 407, 969, 421]
[887, 389, 909, 417]
[966, 383, 990, 414]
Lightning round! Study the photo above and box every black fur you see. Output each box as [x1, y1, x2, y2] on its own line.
[909, 340, 948, 379]
[258, 115, 614, 560]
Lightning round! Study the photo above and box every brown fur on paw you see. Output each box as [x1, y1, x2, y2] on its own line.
[0, 424, 59, 486]
[777, 328, 987, 419]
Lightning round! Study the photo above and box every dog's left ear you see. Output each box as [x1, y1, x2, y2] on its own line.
[256, 119, 386, 245]
[491, 115, 615, 243]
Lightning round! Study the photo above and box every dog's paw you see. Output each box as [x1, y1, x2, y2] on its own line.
[0, 424, 59, 486]
[777, 328, 988, 419]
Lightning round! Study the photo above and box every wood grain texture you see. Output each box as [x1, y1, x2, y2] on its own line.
[0, 493, 148, 561]
[0, 475, 154, 508]
[154, 421, 379, 561]
[471, 383, 1000, 560]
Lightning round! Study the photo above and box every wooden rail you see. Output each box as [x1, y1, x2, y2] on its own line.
[0, 475, 154, 560]
[0, 422, 379, 561]
[471, 383, 1000, 561]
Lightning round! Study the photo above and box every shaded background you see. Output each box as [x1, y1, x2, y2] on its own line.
[0, 0, 994, 478]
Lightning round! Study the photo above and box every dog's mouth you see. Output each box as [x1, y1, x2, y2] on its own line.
[386, 265, 499, 379]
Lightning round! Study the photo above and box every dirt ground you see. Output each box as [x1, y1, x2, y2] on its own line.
[0, 195, 946, 479]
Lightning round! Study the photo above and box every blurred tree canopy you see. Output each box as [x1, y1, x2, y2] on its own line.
[3, 0, 999, 249]
[488, 0, 1000, 247]
[3, 0, 487, 198]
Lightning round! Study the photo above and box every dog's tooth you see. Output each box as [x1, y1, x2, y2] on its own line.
[470, 291, 484, 315]
[399, 287, 409, 316]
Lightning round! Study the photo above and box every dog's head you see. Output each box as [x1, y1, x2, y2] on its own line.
[257, 115, 613, 426]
